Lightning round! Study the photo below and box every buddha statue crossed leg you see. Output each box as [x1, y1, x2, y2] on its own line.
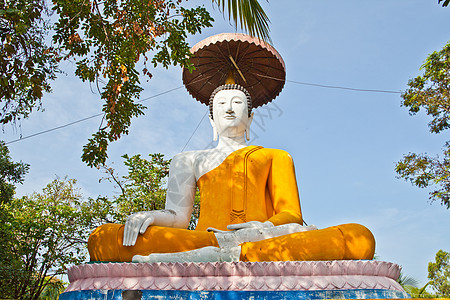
[88, 84, 375, 263]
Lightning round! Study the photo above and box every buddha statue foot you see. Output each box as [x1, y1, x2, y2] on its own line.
[132, 246, 242, 263]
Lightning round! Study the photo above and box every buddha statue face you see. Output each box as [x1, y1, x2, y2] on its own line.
[210, 89, 253, 140]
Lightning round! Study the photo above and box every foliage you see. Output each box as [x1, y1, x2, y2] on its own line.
[0, 0, 59, 124]
[0, 178, 101, 300]
[98, 153, 200, 228]
[100, 153, 170, 223]
[397, 270, 419, 289]
[403, 285, 436, 298]
[51, 0, 214, 167]
[396, 40, 450, 209]
[38, 276, 66, 300]
[439, 0, 449, 7]
[0, 140, 29, 204]
[212, 0, 270, 42]
[1, 0, 271, 167]
[396, 271, 434, 298]
[428, 249, 450, 297]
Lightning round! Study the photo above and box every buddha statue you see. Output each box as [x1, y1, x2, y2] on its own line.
[88, 84, 375, 263]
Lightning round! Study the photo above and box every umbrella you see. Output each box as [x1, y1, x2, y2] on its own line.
[182, 33, 286, 108]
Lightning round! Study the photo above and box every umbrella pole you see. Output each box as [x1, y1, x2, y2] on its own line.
[229, 55, 248, 84]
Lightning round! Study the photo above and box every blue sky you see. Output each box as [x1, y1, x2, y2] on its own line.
[3, 0, 450, 287]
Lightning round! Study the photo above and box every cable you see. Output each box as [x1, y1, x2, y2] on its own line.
[180, 109, 209, 152]
[4, 77, 402, 146]
[137, 86, 184, 103]
[255, 73, 402, 94]
[287, 79, 402, 94]
[5, 86, 185, 145]
[5, 114, 104, 145]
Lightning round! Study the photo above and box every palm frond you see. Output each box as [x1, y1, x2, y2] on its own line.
[438, 0, 450, 7]
[212, 0, 271, 42]
[397, 271, 419, 288]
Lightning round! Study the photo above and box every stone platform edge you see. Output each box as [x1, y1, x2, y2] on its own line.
[65, 260, 405, 292]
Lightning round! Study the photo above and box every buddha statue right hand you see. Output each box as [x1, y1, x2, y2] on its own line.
[123, 210, 176, 246]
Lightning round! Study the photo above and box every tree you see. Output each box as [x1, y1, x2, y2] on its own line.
[97, 153, 200, 228]
[397, 272, 436, 298]
[0, 178, 101, 300]
[0, 0, 59, 125]
[52, 0, 215, 167]
[396, 40, 450, 209]
[1, 0, 270, 167]
[100, 153, 171, 223]
[0, 140, 29, 203]
[38, 276, 66, 300]
[428, 249, 450, 297]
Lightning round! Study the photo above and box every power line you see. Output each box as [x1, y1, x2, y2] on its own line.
[5, 86, 185, 145]
[5, 78, 402, 146]
[181, 110, 209, 152]
[287, 79, 402, 94]
[5, 114, 103, 145]
[255, 73, 402, 94]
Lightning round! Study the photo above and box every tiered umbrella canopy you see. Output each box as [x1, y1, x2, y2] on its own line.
[182, 33, 286, 108]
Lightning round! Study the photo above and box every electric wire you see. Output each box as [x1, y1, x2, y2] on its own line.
[180, 109, 209, 152]
[255, 73, 402, 94]
[5, 86, 185, 145]
[4, 78, 401, 146]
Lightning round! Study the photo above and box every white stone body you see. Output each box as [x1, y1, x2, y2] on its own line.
[121, 89, 314, 263]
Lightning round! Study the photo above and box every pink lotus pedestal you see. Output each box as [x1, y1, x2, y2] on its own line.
[60, 260, 409, 299]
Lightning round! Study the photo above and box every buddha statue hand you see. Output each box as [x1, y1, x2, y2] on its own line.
[215, 223, 318, 248]
[123, 210, 176, 246]
[226, 221, 274, 231]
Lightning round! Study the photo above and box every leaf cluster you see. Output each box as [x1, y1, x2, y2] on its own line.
[51, 0, 213, 167]
[0, 178, 102, 299]
[96, 153, 200, 228]
[397, 41, 450, 209]
[402, 42, 450, 134]
[212, 0, 270, 42]
[0, 0, 59, 124]
[395, 143, 450, 209]
[1, 0, 272, 168]
[428, 249, 450, 297]
[0, 140, 29, 204]
[99, 153, 171, 223]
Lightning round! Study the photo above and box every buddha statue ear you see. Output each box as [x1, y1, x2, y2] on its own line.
[245, 112, 254, 142]
[209, 117, 218, 141]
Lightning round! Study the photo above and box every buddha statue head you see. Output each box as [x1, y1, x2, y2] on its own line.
[208, 84, 254, 142]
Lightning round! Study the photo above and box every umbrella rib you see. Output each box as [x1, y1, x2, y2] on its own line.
[192, 64, 229, 78]
[213, 43, 231, 66]
[238, 47, 272, 61]
[235, 41, 241, 64]
[235, 42, 252, 65]
[193, 60, 229, 69]
[243, 61, 285, 73]
[196, 66, 229, 93]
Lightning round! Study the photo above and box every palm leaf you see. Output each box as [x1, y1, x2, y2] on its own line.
[438, 0, 450, 7]
[212, 0, 271, 42]
[397, 271, 419, 288]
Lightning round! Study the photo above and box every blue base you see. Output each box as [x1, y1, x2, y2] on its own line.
[59, 289, 409, 300]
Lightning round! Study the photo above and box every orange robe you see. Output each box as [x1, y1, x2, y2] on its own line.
[88, 146, 375, 262]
